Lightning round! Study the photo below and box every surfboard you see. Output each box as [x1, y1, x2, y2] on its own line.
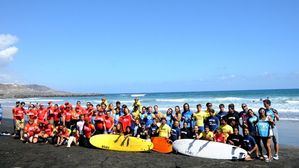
[173, 139, 247, 160]
[90, 134, 153, 152]
[151, 137, 173, 153]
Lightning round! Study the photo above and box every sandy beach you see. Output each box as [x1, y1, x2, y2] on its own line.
[0, 117, 298, 168]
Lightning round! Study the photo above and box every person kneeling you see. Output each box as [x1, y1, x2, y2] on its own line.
[24, 120, 40, 144]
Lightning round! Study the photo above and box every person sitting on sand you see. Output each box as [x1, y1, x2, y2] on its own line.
[136, 122, 148, 140]
[94, 109, 105, 135]
[156, 117, 171, 138]
[219, 118, 233, 141]
[170, 120, 181, 142]
[148, 119, 159, 138]
[38, 120, 54, 143]
[192, 104, 205, 132]
[227, 127, 243, 147]
[199, 127, 214, 141]
[124, 126, 133, 136]
[133, 119, 141, 137]
[82, 120, 95, 147]
[214, 128, 226, 143]
[23, 119, 40, 144]
[242, 127, 258, 161]
[55, 125, 70, 147]
[216, 104, 227, 121]
[204, 109, 219, 132]
[67, 122, 79, 148]
[256, 107, 274, 162]
[191, 125, 201, 140]
[180, 122, 191, 139]
[112, 123, 124, 135]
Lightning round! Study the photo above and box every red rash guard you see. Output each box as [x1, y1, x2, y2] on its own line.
[119, 114, 133, 132]
[104, 116, 114, 130]
[64, 110, 72, 122]
[15, 107, 25, 120]
[25, 122, 39, 137]
[214, 133, 226, 143]
[37, 108, 47, 122]
[84, 124, 95, 139]
[94, 114, 105, 130]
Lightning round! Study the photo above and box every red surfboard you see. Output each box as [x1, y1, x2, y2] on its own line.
[151, 137, 173, 153]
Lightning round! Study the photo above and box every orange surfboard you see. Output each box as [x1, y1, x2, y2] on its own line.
[151, 137, 173, 153]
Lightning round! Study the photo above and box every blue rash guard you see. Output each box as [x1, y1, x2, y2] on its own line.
[256, 120, 271, 138]
[144, 112, 154, 128]
[166, 114, 173, 127]
[182, 110, 193, 128]
[265, 108, 277, 122]
[216, 111, 227, 120]
[242, 135, 256, 151]
[247, 115, 258, 135]
[113, 113, 120, 125]
[205, 115, 219, 132]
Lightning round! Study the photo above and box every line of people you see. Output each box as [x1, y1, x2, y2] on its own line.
[11, 97, 279, 162]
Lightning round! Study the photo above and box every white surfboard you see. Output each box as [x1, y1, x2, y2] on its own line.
[173, 139, 247, 160]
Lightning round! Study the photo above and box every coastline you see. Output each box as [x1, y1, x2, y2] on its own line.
[0, 117, 299, 167]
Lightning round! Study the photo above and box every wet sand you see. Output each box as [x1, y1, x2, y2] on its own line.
[0, 118, 299, 168]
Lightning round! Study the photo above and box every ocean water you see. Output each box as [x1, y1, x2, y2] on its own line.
[1, 89, 299, 121]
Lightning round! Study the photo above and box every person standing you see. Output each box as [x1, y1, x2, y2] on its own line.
[263, 99, 280, 160]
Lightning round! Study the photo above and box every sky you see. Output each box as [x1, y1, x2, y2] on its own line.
[0, 0, 298, 93]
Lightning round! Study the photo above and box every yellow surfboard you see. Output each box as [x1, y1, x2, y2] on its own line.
[90, 134, 153, 152]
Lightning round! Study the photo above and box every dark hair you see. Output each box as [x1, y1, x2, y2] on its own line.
[206, 102, 212, 107]
[116, 101, 121, 105]
[263, 99, 271, 106]
[21, 102, 25, 105]
[183, 103, 190, 112]
[197, 104, 202, 108]
[228, 104, 235, 109]
[219, 104, 225, 108]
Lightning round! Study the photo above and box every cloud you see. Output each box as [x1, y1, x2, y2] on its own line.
[0, 34, 19, 64]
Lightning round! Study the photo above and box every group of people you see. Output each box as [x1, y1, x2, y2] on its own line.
[10, 97, 279, 162]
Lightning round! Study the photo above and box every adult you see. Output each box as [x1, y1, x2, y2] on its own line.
[216, 104, 227, 121]
[204, 109, 219, 132]
[193, 104, 205, 132]
[263, 99, 280, 160]
[226, 104, 239, 129]
[182, 103, 193, 129]
[256, 108, 274, 162]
